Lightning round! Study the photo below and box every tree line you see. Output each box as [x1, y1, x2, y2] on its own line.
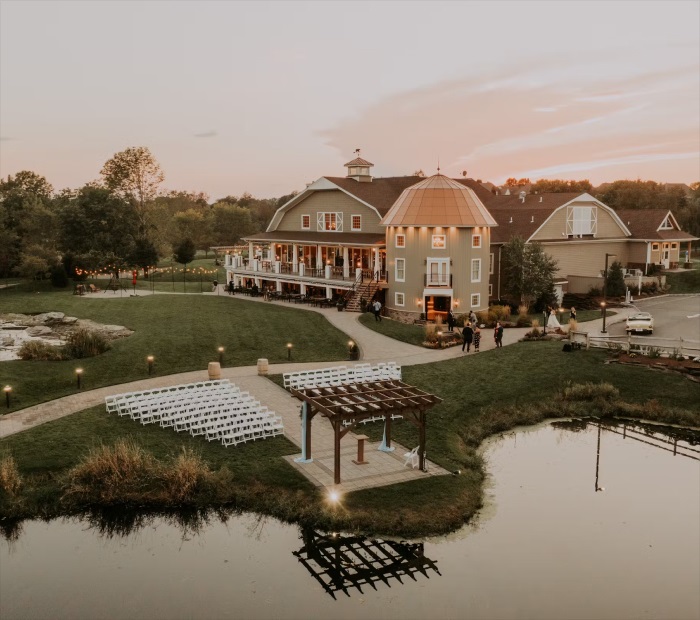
[0, 147, 296, 280]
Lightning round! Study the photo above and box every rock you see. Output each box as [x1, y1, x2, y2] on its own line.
[26, 326, 53, 337]
[61, 316, 79, 325]
[35, 312, 65, 324]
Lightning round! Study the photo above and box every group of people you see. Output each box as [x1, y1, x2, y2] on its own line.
[460, 320, 503, 353]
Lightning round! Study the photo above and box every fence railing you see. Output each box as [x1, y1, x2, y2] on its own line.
[570, 330, 700, 358]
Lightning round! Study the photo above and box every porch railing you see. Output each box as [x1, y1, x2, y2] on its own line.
[424, 273, 452, 287]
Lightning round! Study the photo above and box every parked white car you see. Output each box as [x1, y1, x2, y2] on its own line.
[626, 312, 654, 334]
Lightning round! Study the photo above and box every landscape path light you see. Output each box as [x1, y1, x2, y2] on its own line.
[287, 343, 293, 361]
[4, 385, 11, 408]
[75, 368, 83, 390]
[147, 355, 155, 375]
[218, 346, 225, 366]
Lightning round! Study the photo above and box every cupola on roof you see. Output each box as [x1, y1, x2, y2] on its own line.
[381, 174, 498, 227]
[343, 156, 374, 167]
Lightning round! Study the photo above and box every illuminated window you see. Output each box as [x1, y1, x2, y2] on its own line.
[432, 235, 446, 249]
[470, 293, 480, 308]
[395, 292, 405, 307]
[395, 259, 405, 282]
[351, 215, 361, 231]
[395, 234, 406, 248]
[317, 212, 343, 232]
[301, 215, 310, 230]
[472, 234, 482, 248]
[471, 258, 481, 283]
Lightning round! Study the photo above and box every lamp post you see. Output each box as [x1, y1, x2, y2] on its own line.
[601, 253, 616, 334]
[218, 346, 225, 366]
[437, 329, 443, 348]
[147, 355, 154, 376]
[287, 343, 292, 361]
[600, 301, 607, 334]
[75, 368, 83, 390]
[4, 385, 11, 408]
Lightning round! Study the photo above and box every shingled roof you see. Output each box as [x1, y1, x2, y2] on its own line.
[380, 174, 497, 227]
[616, 209, 698, 241]
[343, 157, 374, 167]
[324, 176, 424, 215]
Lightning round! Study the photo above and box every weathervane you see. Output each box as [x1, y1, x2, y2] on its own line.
[354, 148, 361, 157]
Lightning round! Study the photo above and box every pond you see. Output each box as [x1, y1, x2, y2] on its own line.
[2, 419, 698, 620]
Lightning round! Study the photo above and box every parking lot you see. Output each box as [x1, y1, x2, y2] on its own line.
[607, 295, 700, 343]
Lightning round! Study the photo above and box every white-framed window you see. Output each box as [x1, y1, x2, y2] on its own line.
[301, 214, 310, 230]
[395, 234, 406, 248]
[471, 258, 481, 283]
[395, 292, 405, 307]
[652, 243, 659, 251]
[432, 234, 446, 249]
[472, 234, 482, 248]
[427, 258, 450, 286]
[671, 243, 678, 249]
[351, 215, 361, 231]
[395, 258, 405, 282]
[489, 253, 494, 274]
[566, 206, 597, 236]
[660, 215, 673, 230]
[471, 293, 480, 308]
[317, 212, 343, 232]
[489, 284, 493, 296]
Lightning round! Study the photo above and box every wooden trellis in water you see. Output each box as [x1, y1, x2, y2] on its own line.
[293, 529, 441, 599]
[290, 380, 442, 484]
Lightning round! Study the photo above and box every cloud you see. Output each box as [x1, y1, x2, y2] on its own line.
[193, 130, 218, 138]
[319, 61, 699, 183]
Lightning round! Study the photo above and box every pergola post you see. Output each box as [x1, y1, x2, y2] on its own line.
[333, 420, 341, 484]
[418, 410, 426, 471]
[294, 402, 314, 463]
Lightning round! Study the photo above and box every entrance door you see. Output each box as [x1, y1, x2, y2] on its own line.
[662, 244, 670, 269]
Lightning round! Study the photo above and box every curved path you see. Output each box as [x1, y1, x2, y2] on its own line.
[0, 289, 635, 439]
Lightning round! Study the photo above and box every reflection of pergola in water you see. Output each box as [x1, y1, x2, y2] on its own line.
[293, 529, 441, 599]
[290, 380, 443, 484]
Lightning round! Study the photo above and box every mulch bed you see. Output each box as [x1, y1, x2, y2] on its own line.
[610, 353, 700, 381]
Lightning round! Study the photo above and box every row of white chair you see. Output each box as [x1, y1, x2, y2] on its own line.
[104, 380, 284, 448]
[283, 362, 401, 392]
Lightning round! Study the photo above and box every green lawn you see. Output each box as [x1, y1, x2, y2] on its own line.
[666, 265, 700, 294]
[0, 286, 349, 412]
[358, 312, 426, 345]
[3, 338, 697, 537]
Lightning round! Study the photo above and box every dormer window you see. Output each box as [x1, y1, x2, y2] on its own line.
[660, 214, 674, 230]
[567, 206, 597, 237]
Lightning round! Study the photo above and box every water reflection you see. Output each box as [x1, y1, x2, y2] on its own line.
[293, 529, 441, 599]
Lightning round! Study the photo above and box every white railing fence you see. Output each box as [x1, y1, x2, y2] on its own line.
[570, 331, 700, 358]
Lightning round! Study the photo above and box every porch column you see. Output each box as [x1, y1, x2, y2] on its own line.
[248, 242, 254, 266]
[373, 247, 380, 276]
[342, 247, 349, 278]
[326, 285, 332, 298]
[276, 280, 282, 292]
[293, 244, 298, 272]
[316, 245, 323, 269]
[300, 283, 306, 295]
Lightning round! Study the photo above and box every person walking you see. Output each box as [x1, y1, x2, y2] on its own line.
[228, 279, 235, 295]
[494, 321, 504, 348]
[473, 325, 481, 352]
[462, 322, 474, 353]
[570, 306, 577, 322]
[372, 299, 382, 322]
[469, 310, 477, 326]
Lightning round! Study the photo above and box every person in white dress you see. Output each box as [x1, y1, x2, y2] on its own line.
[547, 309, 561, 329]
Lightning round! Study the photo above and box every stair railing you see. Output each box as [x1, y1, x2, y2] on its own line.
[342, 273, 364, 305]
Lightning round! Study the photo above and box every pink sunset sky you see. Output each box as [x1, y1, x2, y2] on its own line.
[1, 1, 698, 200]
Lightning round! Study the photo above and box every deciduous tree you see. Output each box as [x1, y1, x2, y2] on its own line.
[502, 237, 558, 308]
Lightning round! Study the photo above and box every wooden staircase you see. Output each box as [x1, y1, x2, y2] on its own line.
[345, 281, 380, 312]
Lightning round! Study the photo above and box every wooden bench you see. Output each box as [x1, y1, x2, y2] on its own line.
[88, 284, 100, 293]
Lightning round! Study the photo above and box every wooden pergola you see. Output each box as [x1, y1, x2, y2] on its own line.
[290, 380, 442, 484]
